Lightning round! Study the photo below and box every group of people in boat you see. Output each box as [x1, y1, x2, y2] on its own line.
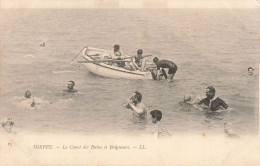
[108, 44, 178, 81]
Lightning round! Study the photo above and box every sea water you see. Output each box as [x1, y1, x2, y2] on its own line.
[0, 9, 259, 136]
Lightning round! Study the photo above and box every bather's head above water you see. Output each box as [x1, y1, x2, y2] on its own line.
[206, 86, 215, 100]
[67, 81, 75, 91]
[24, 90, 32, 98]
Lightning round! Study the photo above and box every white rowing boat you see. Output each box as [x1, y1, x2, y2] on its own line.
[81, 46, 155, 79]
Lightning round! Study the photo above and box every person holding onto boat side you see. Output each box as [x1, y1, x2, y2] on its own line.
[197, 86, 229, 112]
[124, 91, 148, 122]
[150, 110, 171, 138]
[63, 81, 78, 95]
[152, 57, 178, 80]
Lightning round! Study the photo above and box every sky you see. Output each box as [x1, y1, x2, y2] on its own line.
[0, 0, 260, 9]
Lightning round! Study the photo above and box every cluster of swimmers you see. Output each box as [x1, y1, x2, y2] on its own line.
[1, 44, 256, 138]
[123, 86, 235, 139]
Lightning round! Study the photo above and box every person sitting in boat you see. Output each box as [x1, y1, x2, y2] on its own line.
[131, 49, 148, 71]
[197, 86, 229, 112]
[152, 57, 178, 80]
[63, 81, 78, 95]
[109, 44, 126, 67]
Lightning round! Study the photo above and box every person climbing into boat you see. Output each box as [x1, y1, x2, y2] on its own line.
[109, 44, 126, 67]
[197, 86, 229, 112]
[63, 81, 78, 95]
[124, 91, 148, 122]
[152, 57, 178, 80]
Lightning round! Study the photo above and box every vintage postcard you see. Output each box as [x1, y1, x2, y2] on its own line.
[0, 0, 260, 165]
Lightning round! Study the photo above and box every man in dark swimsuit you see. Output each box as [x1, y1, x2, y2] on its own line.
[198, 86, 229, 111]
[153, 57, 178, 80]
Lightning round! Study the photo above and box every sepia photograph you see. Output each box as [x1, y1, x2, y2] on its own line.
[0, 0, 260, 165]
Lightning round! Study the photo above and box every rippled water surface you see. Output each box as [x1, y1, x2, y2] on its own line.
[0, 9, 259, 136]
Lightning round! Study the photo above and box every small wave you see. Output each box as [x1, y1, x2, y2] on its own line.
[23, 54, 36, 58]
[52, 70, 76, 74]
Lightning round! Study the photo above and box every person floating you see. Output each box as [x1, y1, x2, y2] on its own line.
[63, 81, 78, 94]
[248, 67, 254, 76]
[197, 86, 229, 112]
[150, 110, 171, 138]
[152, 57, 178, 80]
[124, 91, 148, 122]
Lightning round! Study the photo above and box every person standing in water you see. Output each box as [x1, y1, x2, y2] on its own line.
[248, 67, 254, 76]
[131, 49, 148, 71]
[152, 57, 178, 80]
[197, 86, 229, 112]
[150, 110, 171, 138]
[63, 81, 78, 95]
[124, 91, 148, 122]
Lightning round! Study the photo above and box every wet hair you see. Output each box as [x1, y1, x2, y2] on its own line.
[137, 49, 143, 54]
[68, 81, 75, 86]
[114, 44, 120, 48]
[248, 67, 254, 71]
[134, 91, 142, 102]
[207, 86, 216, 94]
[153, 57, 159, 63]
[150, 110, 162, 121]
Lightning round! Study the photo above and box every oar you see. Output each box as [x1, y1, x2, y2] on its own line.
[70, 46, 86, 63]
[77, 59, 131, 63]
[124, 55, 152, 59]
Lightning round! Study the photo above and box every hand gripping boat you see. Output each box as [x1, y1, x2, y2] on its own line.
[81, 47, 155, 79]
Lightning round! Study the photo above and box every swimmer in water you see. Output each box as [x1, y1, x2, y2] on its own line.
[248, 67, 254, 76]
[1, 117, 14, 133]
[150, 110, 171, 138]
[24, 90, 39, 108]
[224, 122, 239, 138]
[197, 86, 229, 112]
[63, 81, 78, 95]
[124, 91, 148, 122]
[40, 42, 45, 47]
[152, 57, 178, 80]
